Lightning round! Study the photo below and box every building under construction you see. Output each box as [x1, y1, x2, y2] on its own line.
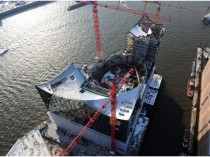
[6, 15, 163, 156]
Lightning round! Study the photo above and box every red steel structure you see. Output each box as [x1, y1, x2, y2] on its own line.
[79, 1, 171, 63]
[92, 1, 102, 63]
[80, 1, 171, 21]
[62, 1, 171, 155]
[61, 68, 135, 155]
[117, 68, 135, 90]
[110, 82, 117, 150]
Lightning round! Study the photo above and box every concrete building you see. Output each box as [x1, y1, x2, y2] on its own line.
[197, 59, 210, 155]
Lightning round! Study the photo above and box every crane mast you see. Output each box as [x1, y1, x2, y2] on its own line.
[110, 82, 117, 150]
[155, 2, 161, 23]
[62, 99, 109, 156]
[92, 2, 102, 63]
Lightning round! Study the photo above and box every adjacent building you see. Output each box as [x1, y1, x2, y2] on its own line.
[197, 59, 210, 155]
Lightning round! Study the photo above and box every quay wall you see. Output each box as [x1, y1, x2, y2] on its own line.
[0, 1, 52, 19]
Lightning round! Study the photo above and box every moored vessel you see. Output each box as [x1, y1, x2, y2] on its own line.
[187, 78, 194, 98]
[0, 47, 9, 56]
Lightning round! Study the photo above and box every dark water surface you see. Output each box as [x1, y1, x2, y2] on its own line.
[0, 1, 210, 155]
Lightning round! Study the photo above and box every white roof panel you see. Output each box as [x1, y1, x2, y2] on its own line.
[6, 129, 50, 156]
[130, 25, 147, 37]
[84, 87, 140, 120]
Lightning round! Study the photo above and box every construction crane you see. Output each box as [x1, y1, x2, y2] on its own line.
[61, 68, 135, 155]
[159, 2, 210, 25]
[80, 1, 171, 21]
[63, 1, 168, 154]
[110, 68, 134, 150]
[68, 1, 171, 63]
[161, 2, 208, 13]
[143, 1, 208, 13]
[141, 1, 161, 23]
[143, 1, 209, 23]
[155, 2, 161, 24]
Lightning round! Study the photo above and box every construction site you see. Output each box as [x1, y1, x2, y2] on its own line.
[2, 1, 210, 156]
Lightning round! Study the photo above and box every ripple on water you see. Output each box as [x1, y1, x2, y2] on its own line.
[1, 1, 210, 156]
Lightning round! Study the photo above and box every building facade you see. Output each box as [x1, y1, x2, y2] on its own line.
[197, 59, 210, 155]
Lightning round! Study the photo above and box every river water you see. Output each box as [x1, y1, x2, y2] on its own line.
[0, 1, 210, 155]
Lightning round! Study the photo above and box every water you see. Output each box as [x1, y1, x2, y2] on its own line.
[0, 1, 210, 155]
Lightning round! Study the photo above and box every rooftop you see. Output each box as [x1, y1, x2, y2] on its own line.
[129, 15, 164, 41]
[6, 128, 50, 156]
[37, 64, 142, 121]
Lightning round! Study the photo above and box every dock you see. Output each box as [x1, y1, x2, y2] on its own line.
[188, 48, 203, 154]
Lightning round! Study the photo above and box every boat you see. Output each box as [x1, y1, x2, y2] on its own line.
[0, 47, 9, 56]
[187, 59, 195, 98]
[183, 129, 190, 143]
[191, 59, 196, 77]
[6, 15, 164, 156]
[201, 12, 210, 25]
[182, 129, 190, 149]
[187, 78, 194, 98]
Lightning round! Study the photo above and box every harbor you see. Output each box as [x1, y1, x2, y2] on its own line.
[1, 1, 210, 156]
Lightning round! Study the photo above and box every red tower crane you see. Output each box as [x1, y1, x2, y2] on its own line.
[61, 68, 135, 155]
[80, 1, 171, 21]
[72, 1, 171, 63]
[63, 1, 170, 154]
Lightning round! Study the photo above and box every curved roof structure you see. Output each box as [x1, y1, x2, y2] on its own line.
[36, 64, 141, 121]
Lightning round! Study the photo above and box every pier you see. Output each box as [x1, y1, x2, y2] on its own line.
[188, 48, 203, 154]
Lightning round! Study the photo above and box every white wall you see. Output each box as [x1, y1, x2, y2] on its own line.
[47, 111, 127, 154]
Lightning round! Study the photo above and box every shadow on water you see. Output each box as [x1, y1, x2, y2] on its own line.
[139, 80, 185, 156]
